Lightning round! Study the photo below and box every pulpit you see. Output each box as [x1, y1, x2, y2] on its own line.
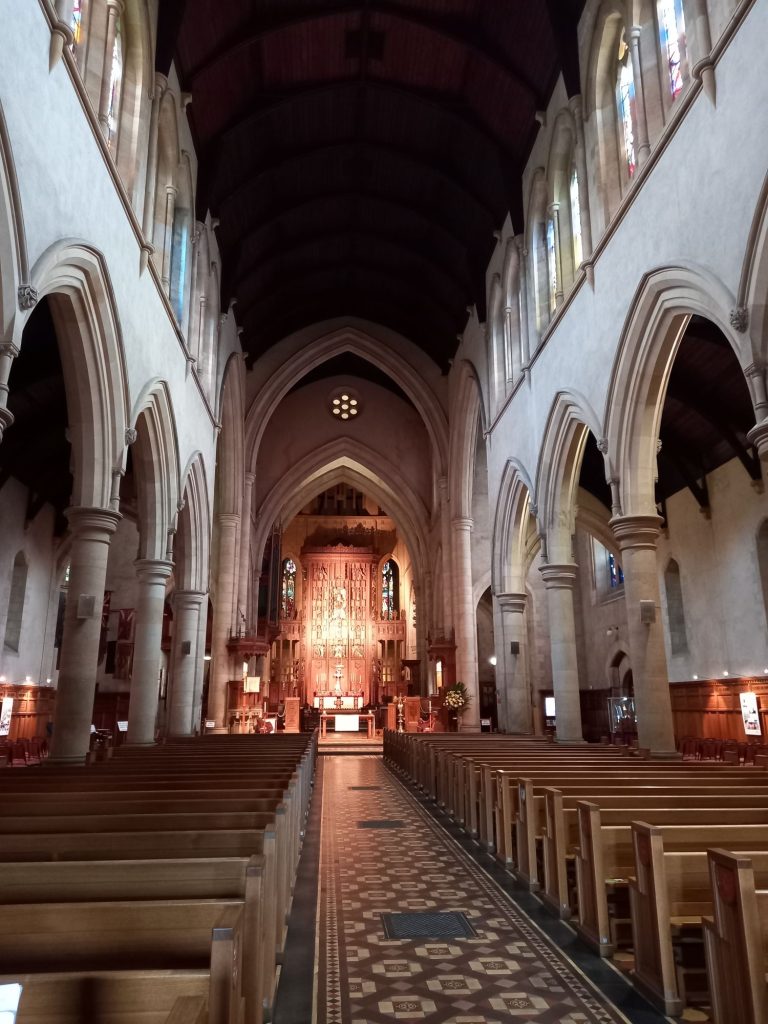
[284, 697, 300, 733]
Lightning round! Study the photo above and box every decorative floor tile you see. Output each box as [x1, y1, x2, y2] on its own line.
[317, 756, 635, 1024]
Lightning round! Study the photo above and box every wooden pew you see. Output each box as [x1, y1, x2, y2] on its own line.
[703, 848, 768, 1024]
[628, 823, 768, 1015]
[0, 857, 269, 1024]
[0, 901, 245, 1024]
[541, 789, 768, 921]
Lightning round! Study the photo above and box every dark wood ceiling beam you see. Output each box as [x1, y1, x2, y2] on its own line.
[665, 378, 761, 481]
[204, 77, 519, 162]
[234, 228, 471, 300]
[661, 447, 710, 512]
[187, 3, 540, 102]
[543, 0, 582, 98]
[236, 259, 460, 331]
[213, 139, 501, 227]
[221, 187, 486, 272]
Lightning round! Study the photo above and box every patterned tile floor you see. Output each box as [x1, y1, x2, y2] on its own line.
[315, 756, 650, 1024]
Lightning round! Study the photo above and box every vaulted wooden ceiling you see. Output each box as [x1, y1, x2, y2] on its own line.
[165, 0, 585, 368]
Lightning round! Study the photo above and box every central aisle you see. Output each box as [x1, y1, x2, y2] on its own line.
[315, 755, 638, 1024]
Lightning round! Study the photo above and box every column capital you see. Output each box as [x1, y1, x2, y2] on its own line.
[539, 563, 578, 590]
[134, 558, 174, 583]
[65, 506, 121, 537]
[568, 93, 584, 120]
[610, 514, 663, 552]
[244, 471, 256, 487]
[629, 24, 642, 41]
[747, 419, 768, 461]
[496, 591, 527, 613]
[165, 184, 178, 198]
[217, 512, 240, 528]
[0, 341, 20, 359]
[173, 589, 207, 611]
[451, 516, 473, 532]
[106, 0, 125, 12]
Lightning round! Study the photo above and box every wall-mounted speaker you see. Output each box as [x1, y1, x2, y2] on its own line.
[510, 641, 520, 655]
[639, 600, 656, 624]
[181, 640, 192, 655]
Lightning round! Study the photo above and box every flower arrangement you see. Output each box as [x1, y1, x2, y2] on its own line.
[443, 681, 470, 712]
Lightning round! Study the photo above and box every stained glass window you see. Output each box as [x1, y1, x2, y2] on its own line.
[570, 166, 583, 269]
[280, 558, 296, 619]
[546, 217, 557, 313]
[608, 552, 624, 589]
[617, 32, 636, 179]
[381, 559, 399, 620]
[107, 19, 123, 148]
[71, 0, 83, 51]
[658, 0, 687, 99]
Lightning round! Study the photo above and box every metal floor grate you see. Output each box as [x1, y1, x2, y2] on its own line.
[356, 819, 405, 829]
[381, 911, 477, 940]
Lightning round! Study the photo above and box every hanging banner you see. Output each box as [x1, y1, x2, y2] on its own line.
[0, 696, 13, 736]
[740, 691, 761, 736]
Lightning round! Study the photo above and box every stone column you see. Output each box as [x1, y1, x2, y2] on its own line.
[628, 27, 651, 166]
[167, 589, 206, 736]
[569, 95, 593, 261]
[161, 185, 177, 296]
[97, 0, 124, 141]
[0, 341, 19, 443]
[141, 74, 167, 249]
[237, 473, 255, 631]
[539, 563, 584, 743]
[611, 515, 677, 756]
[438, 477, 453, 631]
[451, 516, 480, 731]
[192, 594, 208, 733]
[126, 559, 173, 745]
[516, 236, 531, 368]
[208, 512, 240, 731]
[496, 592, 532, 734]
[49, 507, 121, 763]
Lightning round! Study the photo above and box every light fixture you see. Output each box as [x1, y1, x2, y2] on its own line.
[489, 655, 497, 667]
[204, 654, 212, 662]
[46, 678, 51, 684]
[722, 670, 729, 677]
[692, 674, 698, 680]
[329, 388, 361, 420]
[25, 675, 32, 684]
[0, 675, 5, 683]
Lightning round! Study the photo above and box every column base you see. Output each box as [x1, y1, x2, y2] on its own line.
[649, 749, 683, 760]
[45, 755, 88, 766]
[555, 736, 587, 745]
[122, 741, 157, 748]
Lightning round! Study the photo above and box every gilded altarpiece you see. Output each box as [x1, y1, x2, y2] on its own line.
[303, 547, 380, 704]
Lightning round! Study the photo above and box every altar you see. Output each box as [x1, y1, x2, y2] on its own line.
[314, 694, 363, 710]
[320, 712, 375, 738]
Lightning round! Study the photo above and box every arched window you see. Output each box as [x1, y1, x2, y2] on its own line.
[658, 0, 688, 100]
[616, 30, 636, 180]
[570, 165, 583, 269]
[106, 17, 123, 149]
[4, 552, 28, 653]
[70, 0, 84, 56]
[664, 558, 689, 655]
[608, 550, 624, 589]
[280, 558, 297, 619]
[381, 559, 399, 620]
[546, 216, 558, 314]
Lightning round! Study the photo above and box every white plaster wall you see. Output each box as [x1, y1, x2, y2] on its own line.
[0, 480, 58, 684]
[573, 528, 631, 689]
[0, 1, 221, 524]
[463, 0, 767, 533]
[658, 457, 768, 680]
[254, 377, 434, 514]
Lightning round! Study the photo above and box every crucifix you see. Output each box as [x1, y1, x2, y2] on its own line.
[333, 662, 343, 693]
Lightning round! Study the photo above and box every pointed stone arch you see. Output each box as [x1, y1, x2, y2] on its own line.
[604, 264, 751, 516]
[216, 353, 246, 518]
[448, 359, 485, 515]
[536, 388, 603, 563]
[491, 458, 538, 595]
[244, 321, 448, 478]
[252, 437, 430, 585]
[738, 170, 768, 367]
[176, 452, 211, 592]
[0, 97, 27, 345]
[130, 380, 181, 561]
[29, 241, 129, 509]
